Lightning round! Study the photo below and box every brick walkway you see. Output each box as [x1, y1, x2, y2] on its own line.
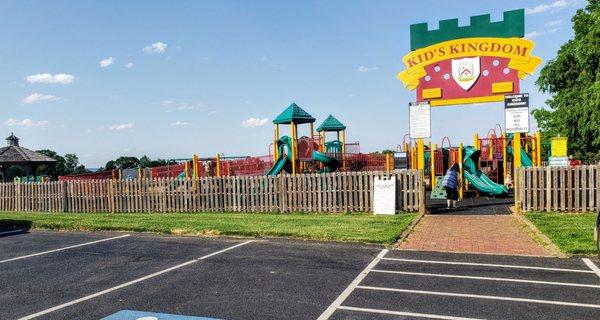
[400, 215, 551, 256]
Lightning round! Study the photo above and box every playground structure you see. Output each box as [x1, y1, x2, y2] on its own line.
[405, 126, 542, 198]
[59, 103, 394, 181]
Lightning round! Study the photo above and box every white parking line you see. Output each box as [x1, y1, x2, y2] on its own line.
[17, 240, 254, 320]
[582, 258, 600, 279]
[383, 257, 594, 273]
[356, 285, 600, 309]
[0, 229, 24, 236]
[371, 269, 600, 288]
[337, 306, 485, 320]
[0, 234, 131, 264]
[316, 249, 388, 320]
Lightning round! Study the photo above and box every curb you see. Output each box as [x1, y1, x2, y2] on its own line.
[513, 212, 567, 258]
[392, 211, 426, 249]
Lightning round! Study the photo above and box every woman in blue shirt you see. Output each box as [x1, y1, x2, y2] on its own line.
[442, 163, 460, 210]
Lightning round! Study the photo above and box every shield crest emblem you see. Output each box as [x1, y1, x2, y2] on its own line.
[451, 57, 480, 91]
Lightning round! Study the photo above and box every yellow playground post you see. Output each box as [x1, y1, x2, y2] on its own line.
[513, 132, 522, 169]
[216, 154, 221, 177]
[430, 143, 436, 188]
[417, 138, 425, 170]
[536, 131, 542, 166]
[341, 129, 346, 170]
[290, 121, 296, 174]
[274, 124, 279, 161]
[502, 132, 507, 183]
[458, 143, 464, 199]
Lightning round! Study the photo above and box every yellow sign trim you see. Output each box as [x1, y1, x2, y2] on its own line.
[397, 37, 542, 90]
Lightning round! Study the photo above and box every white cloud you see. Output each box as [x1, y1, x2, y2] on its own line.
[545, 20, 562, 27]
[25, 73, 75, 84]
[162, 100, 198, 111]
[525, 31, 545, 39]
[143, 42, 167, 54]
[100, 57, 115, 68]
[4, 118, 49, 127]
[124, 62, 134, 68]
[241, 117, 269, 128]
[171, 121, 190, 126]
[356, 66, 378, 73]
[21, 93, 60, 104]
[526, 0, 568, 15]
[208, 111, 217, 115]
[109, 123, 135, 130]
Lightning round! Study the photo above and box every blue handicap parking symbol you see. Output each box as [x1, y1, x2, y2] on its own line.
[102, 310, 222, 320]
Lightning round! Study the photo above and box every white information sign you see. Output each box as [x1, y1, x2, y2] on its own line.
[373, 177, 396, 215]
[549, 156, 569, 167]
[409, 101, 431, 139]
[505, 93, 529, 134]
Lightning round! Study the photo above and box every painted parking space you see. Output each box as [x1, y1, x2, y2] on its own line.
[0, 233, 253, 319]
[0, 230, 124, 261]
[40, 239, 380, 320]
[3, 230, 599, 320]
[320, 250, 600, 320]
[102, 310, 221, 319]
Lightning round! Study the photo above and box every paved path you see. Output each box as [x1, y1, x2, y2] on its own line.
[400, 214, 552, 256]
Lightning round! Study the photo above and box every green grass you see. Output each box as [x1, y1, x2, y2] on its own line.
[0, 211, 417, 245]
[525, 212, 597, 255]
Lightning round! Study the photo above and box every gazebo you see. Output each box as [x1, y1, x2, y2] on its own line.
[0, 133, 56, 181]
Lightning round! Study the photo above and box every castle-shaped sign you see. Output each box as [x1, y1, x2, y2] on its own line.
[397, 9, 542, 106]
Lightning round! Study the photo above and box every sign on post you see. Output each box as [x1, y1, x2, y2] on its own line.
[505, 93, 529, 134]
[373, 177, 396, 215]
[409, 101, 431, 139]
[551, 137, 568, 157]
[549, 157, 569, 167]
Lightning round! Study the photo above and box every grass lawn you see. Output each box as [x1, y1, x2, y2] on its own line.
[0, 211, 416, 245]
[525, 212, 597, 255]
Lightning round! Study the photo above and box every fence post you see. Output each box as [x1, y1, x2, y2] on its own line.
[514, 167, 522, 214]
[61, 181, 68, 212]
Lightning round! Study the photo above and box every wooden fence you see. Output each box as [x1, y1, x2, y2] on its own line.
[0, 170, 423, 213]
[517, 165, 600, 212]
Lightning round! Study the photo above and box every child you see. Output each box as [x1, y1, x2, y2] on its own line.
[505, 173, 513, 188]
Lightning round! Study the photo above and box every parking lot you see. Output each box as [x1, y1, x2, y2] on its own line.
[1, 229, 599, 320]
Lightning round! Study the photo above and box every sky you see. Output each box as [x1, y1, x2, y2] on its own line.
[0, 0, 587, 167]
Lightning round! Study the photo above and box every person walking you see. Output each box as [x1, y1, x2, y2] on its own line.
[442, 163, 460, 210]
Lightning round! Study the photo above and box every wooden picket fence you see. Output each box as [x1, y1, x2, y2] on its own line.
[517, 165, 600, 212]
[0, 170, 423, 213]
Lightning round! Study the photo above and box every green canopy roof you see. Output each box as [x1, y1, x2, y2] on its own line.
[316, 114, 346, 132]
[273, 103, 316, 125]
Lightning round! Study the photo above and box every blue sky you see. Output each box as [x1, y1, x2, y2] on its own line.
[0, 0, 586, 167]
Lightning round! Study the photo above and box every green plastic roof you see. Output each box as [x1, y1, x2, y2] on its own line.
[316, 114, 346, 132]
[272, 103, 316, 124]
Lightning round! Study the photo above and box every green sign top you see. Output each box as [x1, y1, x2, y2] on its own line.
[410, 9, 524, 51]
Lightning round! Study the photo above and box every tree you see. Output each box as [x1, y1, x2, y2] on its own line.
[35, 149, 87, 176]
[114, 156, 141, 169]
[533, 0, 600, 159]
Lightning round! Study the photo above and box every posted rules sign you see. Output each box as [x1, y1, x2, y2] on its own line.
[373, 177, 396, 215]
[409, 101, 431, 139]
[505, 93, 529, 134]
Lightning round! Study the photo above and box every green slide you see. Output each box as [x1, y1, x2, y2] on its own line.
[267, 136, 293, 176]
[313, 150, 340, 173]
[506, 146, 533, 167]
[463, 146, 508, 196]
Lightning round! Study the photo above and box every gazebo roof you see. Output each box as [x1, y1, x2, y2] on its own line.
[316, 114, 346, 132]
[273, 103, 316, 125]
[0, 134, 56, 165]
